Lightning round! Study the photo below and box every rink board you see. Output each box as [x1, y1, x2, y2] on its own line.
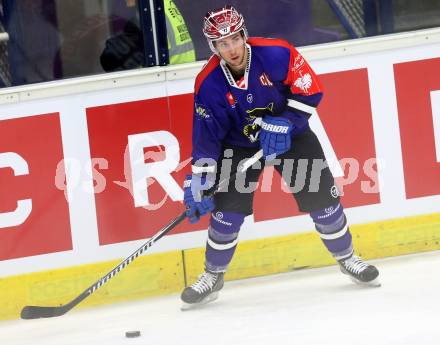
[1, 212, 439, 321]
[0, 29, 440, 320]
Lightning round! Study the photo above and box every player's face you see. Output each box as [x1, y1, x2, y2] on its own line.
[215, 33, 247, 72]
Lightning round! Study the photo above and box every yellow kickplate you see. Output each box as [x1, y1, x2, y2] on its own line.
[0, 251, 184, 321]
[352, 213, 440, 259]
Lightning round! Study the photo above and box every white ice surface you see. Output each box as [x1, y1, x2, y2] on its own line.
[2, 251, 440, 345]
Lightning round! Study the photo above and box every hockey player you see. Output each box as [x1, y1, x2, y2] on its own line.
[181, 5, 379, 309]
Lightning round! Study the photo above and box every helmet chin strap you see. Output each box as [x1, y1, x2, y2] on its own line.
[208, 39, 218, 54]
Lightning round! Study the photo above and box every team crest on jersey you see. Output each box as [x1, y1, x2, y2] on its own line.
[294, 73, 313, 93]
[195, 103, 212, 120]
[243, 103, 274, 142]
[259, 73, 273, 87]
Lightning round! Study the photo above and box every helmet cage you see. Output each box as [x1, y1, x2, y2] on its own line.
[203, 5, 248, 53]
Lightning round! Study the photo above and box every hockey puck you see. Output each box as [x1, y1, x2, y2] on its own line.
[125, 331, 141, 338]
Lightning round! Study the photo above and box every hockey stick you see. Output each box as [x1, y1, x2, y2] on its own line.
[21, 149, 263, 319]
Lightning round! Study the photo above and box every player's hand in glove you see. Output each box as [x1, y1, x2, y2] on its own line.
[260, 115, 293, 159]
[183, 174, 215, 223]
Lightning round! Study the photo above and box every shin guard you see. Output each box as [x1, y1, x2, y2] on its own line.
[310, 203, 353, 261]
[205, 211, 246, 273]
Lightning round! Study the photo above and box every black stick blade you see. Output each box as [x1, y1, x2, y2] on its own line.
[21, 305, 68, 319]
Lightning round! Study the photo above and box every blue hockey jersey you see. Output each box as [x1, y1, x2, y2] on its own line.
[192, 37, 323, 167]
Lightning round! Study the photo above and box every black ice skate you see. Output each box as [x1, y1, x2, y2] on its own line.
[338, 255, 380, 287]
[181, 271, 224, 310]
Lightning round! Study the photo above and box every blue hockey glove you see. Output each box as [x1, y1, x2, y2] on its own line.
[260, 115, 293, 159]
[183, 174, 215, 223]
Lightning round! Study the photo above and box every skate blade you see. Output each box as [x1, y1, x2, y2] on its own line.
[349, 276, 381, 287]
[180, 292, 219, 311]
